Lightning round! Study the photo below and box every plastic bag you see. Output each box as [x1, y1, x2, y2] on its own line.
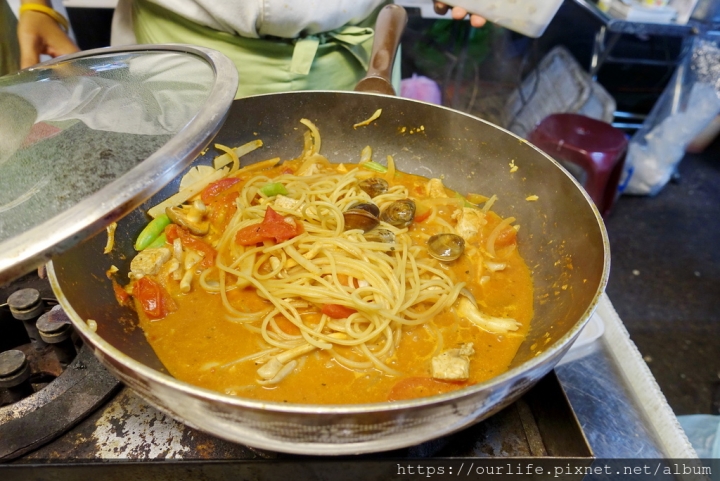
[400, 74, 442, 105]
[678, 414, 720, 458]
[624, 33, 720, 196]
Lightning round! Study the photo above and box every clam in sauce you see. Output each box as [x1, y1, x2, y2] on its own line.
[427, 233, 465, 262]
[364, 228, 396, 244]
[343, 202, 380, 232]
[357, 177, 389, 198]
[380, 199, 416, 228]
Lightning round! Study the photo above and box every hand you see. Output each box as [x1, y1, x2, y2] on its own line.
[17, 7, 79, 69]
[433, 2, 487, 28]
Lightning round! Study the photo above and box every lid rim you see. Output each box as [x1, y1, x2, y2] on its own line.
[0, 44, 239, 284]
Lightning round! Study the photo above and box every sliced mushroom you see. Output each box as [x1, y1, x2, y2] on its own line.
[358, 177, 389, 198]
[427, 233, 465, 262]
[166, 204, 209, 235]
[380, 199, 415, 228]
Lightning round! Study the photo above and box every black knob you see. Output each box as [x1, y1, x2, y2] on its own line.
[37, 306, 76, 368]
[37, 306, 73, 341]
[7, 289, 46, 351]
[7, 289, 44, 320]
[0, 350, 29, 385]
[0, 350, 34, 402]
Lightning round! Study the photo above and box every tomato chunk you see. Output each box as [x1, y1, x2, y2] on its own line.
[495, 226, 517, 248]
[234, 223, 266, 246]
[235, 206, 303, 246]
[111, 279, 130, 306]
[112, 279, 131, 306]
[409, 199, 433, 224]
[209, 191, 239, 233]
[414, 211, 431, 223]
[200, 178, 240, 204]
[321, 304, 357, 319]
[260, 206, 303, 242]
[134, 276, 176, 320]
[486, 212, 518, 249]
[165, 224, 217, 268]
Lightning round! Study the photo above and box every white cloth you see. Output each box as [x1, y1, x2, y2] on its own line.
[111, 0, 386, 45]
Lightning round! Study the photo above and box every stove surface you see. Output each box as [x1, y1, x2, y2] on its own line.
[6, 367, 589, 462]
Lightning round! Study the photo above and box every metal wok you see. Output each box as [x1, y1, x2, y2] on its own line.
[48, 4, 608, 456]
[48, 87, 609, 455]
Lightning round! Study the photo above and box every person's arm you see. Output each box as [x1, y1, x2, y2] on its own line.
[17, 0, 79, 69]
[433, 2, 487, 28]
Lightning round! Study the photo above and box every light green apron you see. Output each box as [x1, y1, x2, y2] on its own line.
[132, 0, 400, 99]
[0, 0, 20, 76]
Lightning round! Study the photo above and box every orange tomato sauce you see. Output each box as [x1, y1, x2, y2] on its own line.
[135, 161, 534, 404]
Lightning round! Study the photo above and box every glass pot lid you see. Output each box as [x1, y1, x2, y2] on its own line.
[0, 45, 238, 284]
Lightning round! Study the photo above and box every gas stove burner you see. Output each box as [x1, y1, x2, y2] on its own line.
[0, 285, 121, 461]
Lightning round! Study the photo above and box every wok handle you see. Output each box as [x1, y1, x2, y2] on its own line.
[354, 4, 408, 96]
